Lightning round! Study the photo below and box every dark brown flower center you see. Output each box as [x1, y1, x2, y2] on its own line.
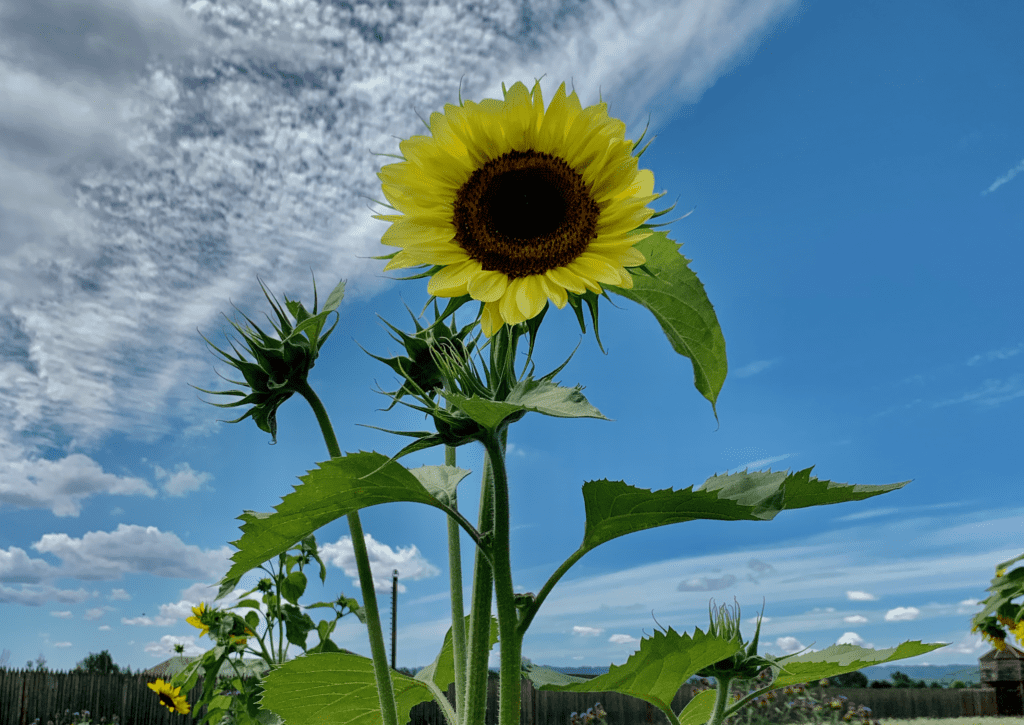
[452, 150, 599, 279]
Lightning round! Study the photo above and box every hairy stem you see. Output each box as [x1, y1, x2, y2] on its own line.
[295, 380, 400, 725]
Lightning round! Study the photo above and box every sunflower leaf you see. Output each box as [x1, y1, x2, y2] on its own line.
[443, 377, 608, 432]
[579, 468, 909, 553]
[534, 626, 744, 725]
[609, 230, 726, 420]
[217, 453, 481, 598]
[257, 651, 441, 725]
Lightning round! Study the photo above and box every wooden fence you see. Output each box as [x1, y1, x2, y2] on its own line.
[0, 669, 1003, 725]
[0, 669, 229, 725]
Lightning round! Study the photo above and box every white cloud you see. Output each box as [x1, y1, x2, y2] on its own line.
[934, 375, 1024, 408]
[981, 158, 1024, 196]
[0, 584, 92, 606]
[843, 615, 868, 624]
[143, 634, 208, 659]
[98, 625, 111, 631]
[967, 343, 1023, 366]
[835, 631, 873, 649]
[726, 453, 792, 474]
[50, 611, 73, 618]
[0, 0, 802, 532]
[884, 606, 920, 622]
[53, 641, 73, 648]
[320, 533, 441, 592]
[846, 591, 878, 602]
[152, 461, 214, 497]
[608, 634, 639, 646]
[573, 626, 604, 637]
[84, 608, 108, 621]
[733, 359, 779, 378]
[122, 614, 177, 627]
[0, 452, 157, 517]
[0, 546, 61, 583]
[109, 588, 131, 601]
[29, 524, 232, 581]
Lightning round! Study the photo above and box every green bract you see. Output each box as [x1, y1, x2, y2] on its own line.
[191, 273, 346, 444]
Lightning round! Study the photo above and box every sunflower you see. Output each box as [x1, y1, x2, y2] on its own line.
[375, 79, 663, 337]
[186, 602, 210, 638]
[148, 678, 191, 714]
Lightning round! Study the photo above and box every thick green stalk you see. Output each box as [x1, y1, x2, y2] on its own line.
[708, 675, 736, 725]
[445, 442, 468, 722]
[481, 429, 521, 725]
[462, 446, 497, 725]
[295, 380, 400, 725]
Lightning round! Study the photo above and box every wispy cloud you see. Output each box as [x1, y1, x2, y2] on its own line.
[967, 343, 1023, 366]
[0, 0, 801, 520]
[933, 375, 1024, 408]
[726, 453, 792, 473]
[981, 158, 1024, 196]
[733, 359, 779, 378]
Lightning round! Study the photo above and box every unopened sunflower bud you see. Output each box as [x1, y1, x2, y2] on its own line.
[191, 273, 346, 444]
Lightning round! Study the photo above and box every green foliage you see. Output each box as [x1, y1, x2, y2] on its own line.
[73, 650, 125, 676]
[610, 230, 727, 419]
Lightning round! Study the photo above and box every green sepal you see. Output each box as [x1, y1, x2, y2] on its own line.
[216, 454, 480, 600]
[608, 230, 726, 421]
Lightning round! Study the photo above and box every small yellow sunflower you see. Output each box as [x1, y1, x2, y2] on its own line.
[374, 79, 663, 337]
[186, 602, 210, 638]
[148, 678, 191, 714]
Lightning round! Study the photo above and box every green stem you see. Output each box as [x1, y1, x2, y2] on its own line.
[482, 428, 520, 725]
[295, 380, 400, 725]
[708, 675, 735, 725]
[446, 442, 468, 722]
[462, 444, 497, 725]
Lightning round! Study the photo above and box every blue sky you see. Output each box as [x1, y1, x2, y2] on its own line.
[1, 0, 1022, 680]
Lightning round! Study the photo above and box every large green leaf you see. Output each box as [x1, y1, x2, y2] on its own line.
[443, 377, 608, 433]
[257, 615, 502, 725]
[257, 651, 434, 725]
[608, 231, 726, 418]
[534, 625, 743, 725]
[217, 455, 475, 598]
[579, 467, 909, 553]
[678, 640, 949, 725]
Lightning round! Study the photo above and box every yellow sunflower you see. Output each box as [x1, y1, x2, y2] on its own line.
[186, 602, 210, 638]
[374, 79, 663, 337]
[148, 678, 191, 714]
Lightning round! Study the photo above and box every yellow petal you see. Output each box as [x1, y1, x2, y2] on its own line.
[570, 254, 621, 286]
[427, 260, 478, 297]
[516, 276, 548, 319]
[382, 218, 456, 248]
[499, 279, 528, 326]
[538, 274, 568, 309]
[545, 266, 587, 295]
[467, 269, 510, 302]
[480, 301, 502, 337]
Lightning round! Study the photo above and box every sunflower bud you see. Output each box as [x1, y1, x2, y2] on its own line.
[190, 273, 345, 444]
[696, 598, 777, 684]
[367, 302, 479, 408]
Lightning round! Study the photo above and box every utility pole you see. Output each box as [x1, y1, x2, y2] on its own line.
[391, 569, 398, 670]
